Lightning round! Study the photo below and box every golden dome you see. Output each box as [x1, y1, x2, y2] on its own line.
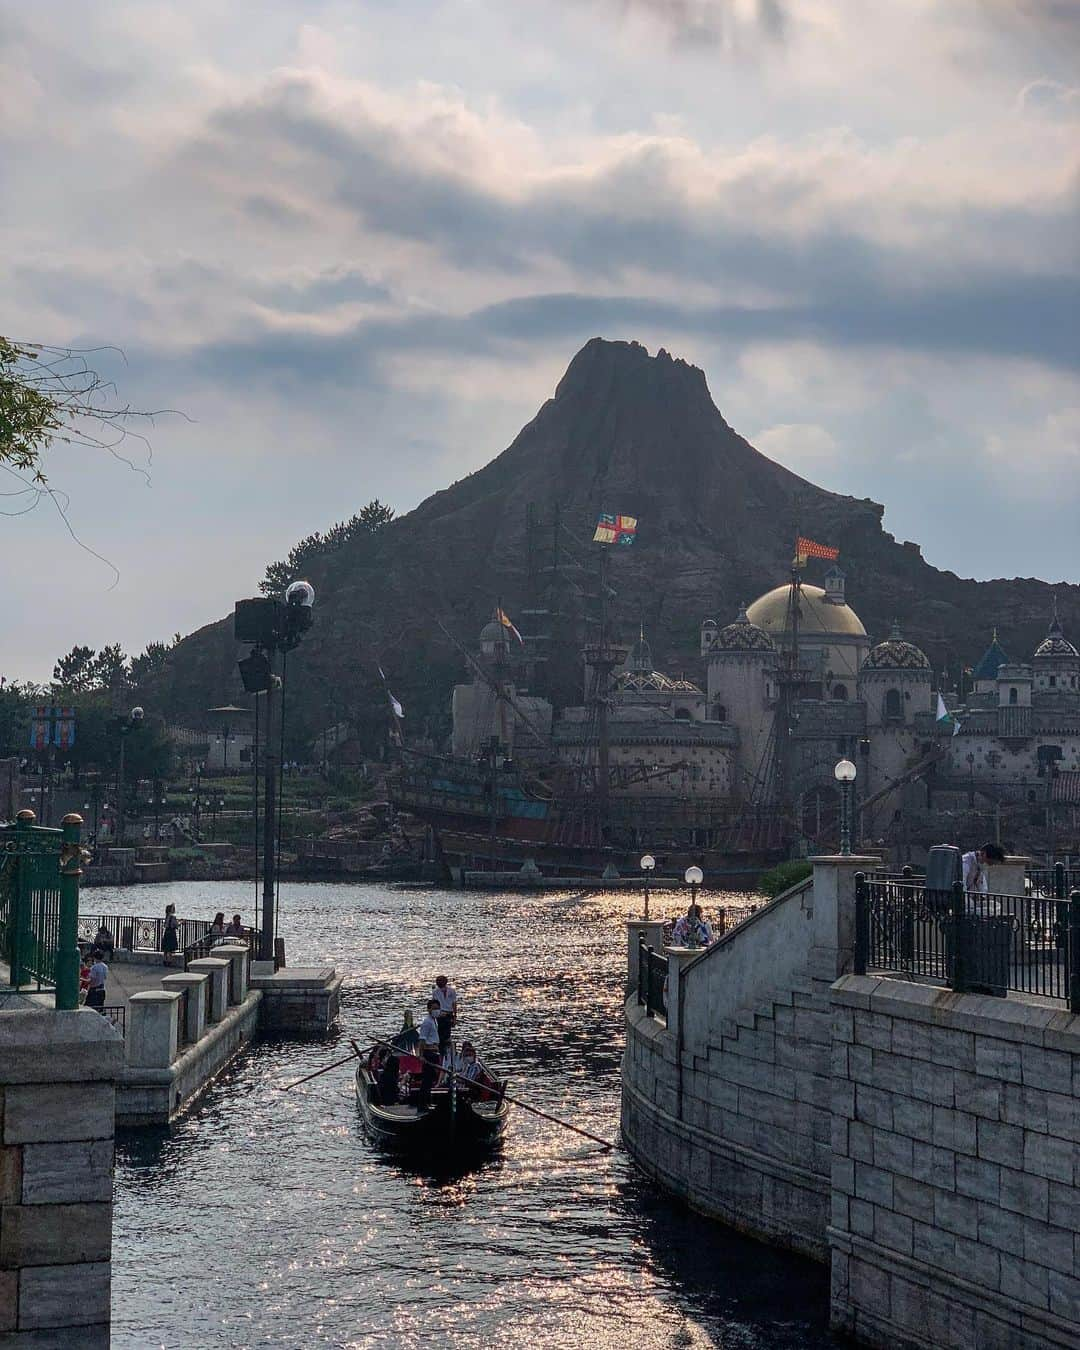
[746, 583, 867, 639]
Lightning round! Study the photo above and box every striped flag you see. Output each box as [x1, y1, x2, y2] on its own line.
[794, 536, 839, 566]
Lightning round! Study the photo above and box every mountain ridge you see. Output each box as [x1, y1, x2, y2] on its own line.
[145, 338, 1080, 748]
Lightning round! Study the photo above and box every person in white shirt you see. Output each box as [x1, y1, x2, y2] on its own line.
[416, 999, 442, 1109]
[431, 975, 458, 1051]
[85, 949, 109, 1012]
[962, 843, 1005, 895]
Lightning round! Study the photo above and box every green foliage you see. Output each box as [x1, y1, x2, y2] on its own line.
[758, 859, 813, 898]
[130, 640, 173, 686]
[260, 499, 395, 596]
[0, 338, 61, 481]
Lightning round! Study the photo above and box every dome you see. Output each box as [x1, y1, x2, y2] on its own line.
[713, 603, 775, 653]
[863, 622, 931, 671]
[1034, 615, 1078, 660]
[614, 669, 701, 694]
[746, 583, 866, 638]
[479, 619, 508, 644]
[627, 627, 653, 672]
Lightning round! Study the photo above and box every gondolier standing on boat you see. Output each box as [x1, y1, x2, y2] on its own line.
[416, 999, 442, 1110]
[432, 975, 458, 1050]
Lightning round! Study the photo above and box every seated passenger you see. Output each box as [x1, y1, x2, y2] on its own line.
[377, 1051, 401, 1106]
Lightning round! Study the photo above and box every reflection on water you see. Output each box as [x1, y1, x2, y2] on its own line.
[103, 880, 836, 1349]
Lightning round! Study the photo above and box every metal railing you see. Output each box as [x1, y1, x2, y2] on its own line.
[100, 1005, 126, 1034]
[855, 872, 1080, 1011]
[77, 913, 255, 961]
[1027, 863, 1080, 900]
[637, 934, 668, 1019]
[0, 813, 82, 1007]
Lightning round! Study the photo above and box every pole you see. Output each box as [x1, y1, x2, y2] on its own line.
[117, 732, 126, 845]
[840, 781, 851, 856]
[260, 665, 278, 963]
[55, 813, 83, 1010]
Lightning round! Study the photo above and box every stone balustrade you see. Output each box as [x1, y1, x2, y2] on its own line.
[185, 957, 230, 1023]
[160, 972, 209, 1045]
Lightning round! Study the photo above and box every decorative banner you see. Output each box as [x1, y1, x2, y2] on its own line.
[29, 705, 77, 750]
[593, 513, 637, 546]
[794, 536, 839, 565]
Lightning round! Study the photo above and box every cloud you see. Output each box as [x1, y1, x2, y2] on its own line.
[752, 421, 838, 467]
[586, 0, 788, 49]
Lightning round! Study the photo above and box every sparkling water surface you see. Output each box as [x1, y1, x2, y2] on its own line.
[88, 880, 837, 1350]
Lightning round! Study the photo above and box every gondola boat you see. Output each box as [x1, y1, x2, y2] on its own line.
[355, 1042, 510, 1153]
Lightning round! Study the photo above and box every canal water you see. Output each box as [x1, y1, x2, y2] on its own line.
[89, 880, 837, 1349]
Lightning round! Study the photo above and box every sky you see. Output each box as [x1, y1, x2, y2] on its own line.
[1, 0, 1078, 682]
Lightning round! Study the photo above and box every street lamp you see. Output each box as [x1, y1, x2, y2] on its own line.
[834, 758, 857, 856]
[684, 864, 703, 907]
[115, 706, 144, 845]
[233, 577, 316, 963]
[640, 853, 656, 919]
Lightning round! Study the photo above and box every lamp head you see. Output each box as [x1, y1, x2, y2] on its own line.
[640, 854, 656, 871]
[684, 865, 704, 886]
[834, 758, 857, 783]
[285, 579, 315, 609]
[129, 706, 144, 724]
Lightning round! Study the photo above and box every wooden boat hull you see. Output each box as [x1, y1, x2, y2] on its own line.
[355, 1064, 509, 1154]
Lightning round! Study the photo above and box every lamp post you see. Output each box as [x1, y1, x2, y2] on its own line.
[115, 706, 144, 845]
[640, 853, 656, 919]
[834, 758, 857, 856]
[684, 865, 704, 947]
[148, 780, 167, 841]
[233, 579, 315, 963]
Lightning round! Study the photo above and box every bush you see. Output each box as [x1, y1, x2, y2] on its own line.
[758, 859, 813, 898]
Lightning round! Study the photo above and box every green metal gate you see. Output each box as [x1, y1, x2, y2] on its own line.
[0, 810, 83, 1008]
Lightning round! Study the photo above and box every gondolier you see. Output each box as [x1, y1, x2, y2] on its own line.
[431, 974, 458, 1050]
[416, 999, 442, 1109]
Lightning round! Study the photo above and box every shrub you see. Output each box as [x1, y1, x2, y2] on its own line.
[758, 859, 813, 898]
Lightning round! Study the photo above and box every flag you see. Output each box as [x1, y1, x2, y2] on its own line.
[496, 607, 523, 643]
[794, 536, 839, 566]
[377, 667, 405, 719]
[593, 513, 637, 546]
[936, 692, 961, 736]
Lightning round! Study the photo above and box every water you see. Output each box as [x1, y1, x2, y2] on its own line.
[89, 881, 837, 1349]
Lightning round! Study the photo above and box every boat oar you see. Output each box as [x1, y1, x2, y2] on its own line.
[279, 1043, 370, 1091]
[373, 1040, 615, 1152]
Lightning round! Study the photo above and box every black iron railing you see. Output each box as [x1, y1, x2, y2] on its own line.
[855, 872, 1080, 1011]
[101, 1005, 126, 1035]
[1027, 863, 1080, 900]
[637, 934, 668, 1019]
[77, 913, 255, 961]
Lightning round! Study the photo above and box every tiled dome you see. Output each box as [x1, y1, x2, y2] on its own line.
[863, 622, 931, 671]
[1034, 616, 1078, 660]
[712, 604, 775, 653]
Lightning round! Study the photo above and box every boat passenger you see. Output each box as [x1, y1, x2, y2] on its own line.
[431, 975, 458, 1050]
[416, 999, 442, 1109]
[377, 1050, 401, 1106]
[457, 1042, 482, 1083]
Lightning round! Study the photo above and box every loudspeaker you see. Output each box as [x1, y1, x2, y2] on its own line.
[237, 650, 272, 694]
[234, 598, 282, 647]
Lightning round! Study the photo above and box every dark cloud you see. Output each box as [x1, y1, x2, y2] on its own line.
[586, 0, 787, 48]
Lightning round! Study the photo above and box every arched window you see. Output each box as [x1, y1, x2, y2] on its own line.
[673, 708, 692, 722]
[1009, 687, 1018, 704]
[833, 685, 849, 701]
[884, 689, 902, 721]
[713, 702, 727, 722]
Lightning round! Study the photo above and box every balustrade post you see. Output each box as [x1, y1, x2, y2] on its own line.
[1069, 891, 1080, 1015]
[1054, 861, 1066, 900]
[853, 871, 868, 976]
[950, 880, 969, 994]
[55, 812, 83, 1010]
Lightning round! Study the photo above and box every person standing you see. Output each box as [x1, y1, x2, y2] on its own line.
[85, 948, 109, 1012]
[416, 998, 442, 1110]
[162, 903, 180, 964]
[962, 843, 1005, 895]
[431, 974, 458, 1051]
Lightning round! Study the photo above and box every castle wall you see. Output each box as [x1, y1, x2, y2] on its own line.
[705, 653, 774, 798]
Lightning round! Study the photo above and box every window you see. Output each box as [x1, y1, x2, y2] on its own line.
[673, 708, 691, 722]
[713, 702, 727, 722]
[884, 688, 902, 721]
[1049, 675, 1057, 688]
[1009, 687, 1018, 704]
[833, 685, 849, 701]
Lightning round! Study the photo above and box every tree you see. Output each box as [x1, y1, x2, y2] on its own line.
[260, 499, 395, 596]
[52, 645, 99, 695]
[0, 338, 61, 480]
[130, 640, 172, 686]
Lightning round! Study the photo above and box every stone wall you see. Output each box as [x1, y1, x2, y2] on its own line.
[0, 1009, 123, 1349]
[623, 855, 872, 1260]
[622, 857, 1080, 1350]
[830, 975, 1080, 1350]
